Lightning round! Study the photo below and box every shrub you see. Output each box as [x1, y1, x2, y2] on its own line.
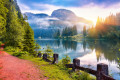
[44, 45, 54, 60]
[4, 46, 20, 52]
[0, 41, 2, 46]
[71, 71, 96, 80]
[117, 57, 120, 69]
[57, 55, 71, 70]
[61, 55, 71, 66]
[13, 51, 29, 57]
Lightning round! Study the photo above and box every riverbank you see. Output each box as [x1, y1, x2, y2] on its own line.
[0, 51, 47, 80]
[4, 46, 95, 80]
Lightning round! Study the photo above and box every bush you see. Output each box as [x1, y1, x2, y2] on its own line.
[71, 71, 96, 80]
[44, 45, 54, 60]
[117, 58, 120, 69]
[0, 41, 2, 46]
[13, 51, 29, 57]
[61, 55, 71, 66]
[57, 55, 71, 70]
[4, 46, 20, 52]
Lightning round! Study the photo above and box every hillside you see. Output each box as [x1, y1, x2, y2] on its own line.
[0, 0, 34, 53]
[25, 9, 93, 38]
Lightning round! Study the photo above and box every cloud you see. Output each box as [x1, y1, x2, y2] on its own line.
[28, 17, 50, 27]
[28, 17, 60, 29]
[18, 0, 120, 7]
[17, 1, 120, 27]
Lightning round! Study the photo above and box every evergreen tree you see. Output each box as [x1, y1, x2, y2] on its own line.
[54, 29, 60, 38]
[23, 22, 35, 53]
[0, 0, 8, 40]
[5, 2, 24, 48]
[62, 26, 77, 37]
[0, 0, 35, 54]
[72, 25, 77, 36]
[83, 25, 87, 38]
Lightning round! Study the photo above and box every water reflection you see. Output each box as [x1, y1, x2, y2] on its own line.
[87, 40, 120, 63]
[36, 39, 120, 80]
[62, 40, 77, 50]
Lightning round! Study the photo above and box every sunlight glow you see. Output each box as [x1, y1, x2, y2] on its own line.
[91, 19, 97, 26]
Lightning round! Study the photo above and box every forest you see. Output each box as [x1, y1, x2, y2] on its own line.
[54, 25, 77, 38]
[86, 13, 120, 40]
[0, 0, 35, 53]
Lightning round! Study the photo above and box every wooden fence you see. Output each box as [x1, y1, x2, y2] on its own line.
[66, 58, 115, 80]
[37, 53, 58, 64]
[37, 53, 115, 80]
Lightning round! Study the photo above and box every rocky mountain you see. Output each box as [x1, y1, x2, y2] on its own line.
[25, 9, 93, 38]
[51, 9, 92, 24]
[51, 9, 76, 21]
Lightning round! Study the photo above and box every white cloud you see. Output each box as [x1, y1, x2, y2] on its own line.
[18, 2, 120, 26]
[28, 17, 50, 27]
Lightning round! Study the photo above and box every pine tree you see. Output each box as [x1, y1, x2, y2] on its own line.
[23, 22, 35, 53]
[0, 0, 8, 40]
[0, 0, 35, 54]
[83, 25, 87, 38]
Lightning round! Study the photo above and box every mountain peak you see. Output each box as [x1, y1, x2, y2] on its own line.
[51, 9, 76, 21]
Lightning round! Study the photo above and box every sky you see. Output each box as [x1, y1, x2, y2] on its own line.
[17, 0, 120, 25]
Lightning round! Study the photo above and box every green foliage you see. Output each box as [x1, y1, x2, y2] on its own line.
[57, 55, 71, 70]
[117, 58, 120, 69]
[83, 25, 87, 38]
[0, 41, 3, 46]
[0, 0, 8, 39]
[62, 25, 77, 37]
[23, 22, 35, 53]
[16, 52, 95, 80]
[87, 15, 120, 40]
[61, 55, 71, 66]
[71, 71, 95, 80]
[54, 29, 60, 38]
[30, 58, 72, 80]
[4, 46, 20, 53]
[13, 51, 29, 57]
[6, 5, 25, 48]
[0, 0, 35, 54]
[44, 45, 54, 56]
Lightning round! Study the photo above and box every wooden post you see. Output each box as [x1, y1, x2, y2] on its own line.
[52, 54, 58, 64]
[38, 53, 42, 57]
[73, 58, 80, 71]
[43, 54, 47, 60]
[97, 63, 108, 80]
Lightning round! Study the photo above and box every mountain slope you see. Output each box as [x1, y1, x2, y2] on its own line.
[25, 9, 93, 38]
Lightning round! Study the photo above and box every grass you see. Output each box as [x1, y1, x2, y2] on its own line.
[4, 47, 96, 80]
[62, 34, 83, 42]
[30, 58, 72, 80]
[18, 54, 96, 80]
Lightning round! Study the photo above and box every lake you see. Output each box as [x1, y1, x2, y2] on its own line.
[36, 39, 120, 80]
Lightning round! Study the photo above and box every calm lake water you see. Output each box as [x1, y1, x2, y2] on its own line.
[36, 39, 120, 80]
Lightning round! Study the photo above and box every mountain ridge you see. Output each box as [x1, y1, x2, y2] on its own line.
[25, 9, 93, 38]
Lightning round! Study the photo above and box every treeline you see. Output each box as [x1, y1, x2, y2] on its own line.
[54, 25, 77, 38]
[0, 0, 34, 53]
[87, 13, 120, 40]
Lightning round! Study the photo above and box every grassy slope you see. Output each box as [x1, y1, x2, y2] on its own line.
[61, 34, 83, 42]
[6, 50, 95, 80]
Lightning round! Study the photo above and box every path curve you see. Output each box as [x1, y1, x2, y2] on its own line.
[0, 50, 47, 80]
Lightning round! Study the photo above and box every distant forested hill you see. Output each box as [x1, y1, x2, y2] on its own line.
[0, 0, 35, 53]
[25, 9, 93, 38]
[87, 13, 120, 40]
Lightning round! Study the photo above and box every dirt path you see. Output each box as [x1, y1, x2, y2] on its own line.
[0, 46, 47, 80]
